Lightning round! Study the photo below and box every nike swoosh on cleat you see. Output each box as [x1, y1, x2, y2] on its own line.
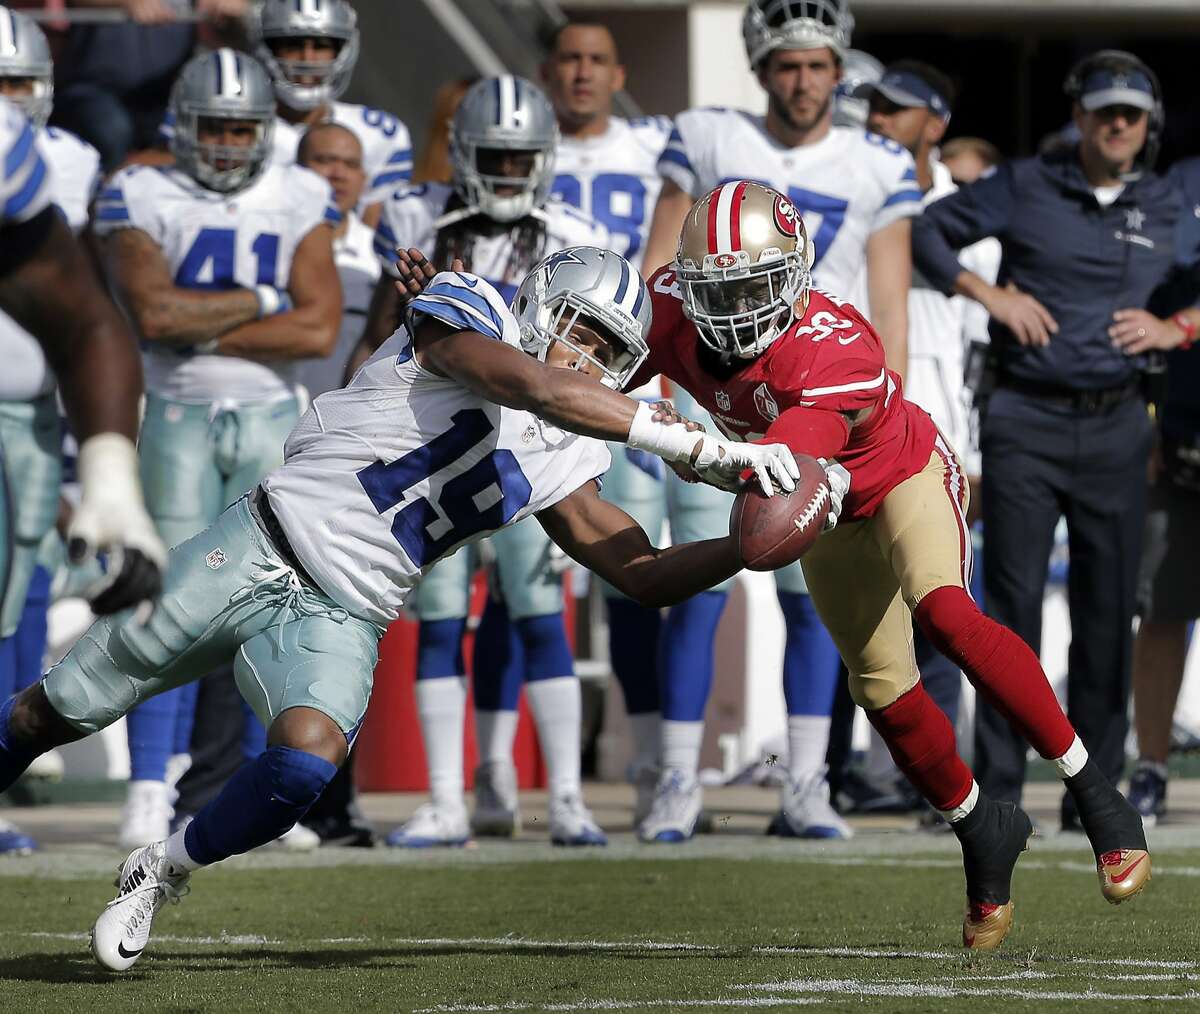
[117, 942, 143, 959]
[1110, 854, 1147, 883]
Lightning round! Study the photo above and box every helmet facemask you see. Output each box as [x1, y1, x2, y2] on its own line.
[0, 75, 52, 130]
[172, 112, 274, 195]
[262, 32, 359, 110]
[743, 0, 854, 68]
[517, 292, 647, 391]
[678, 248, 809, 359]
[452, 142, 554, 223]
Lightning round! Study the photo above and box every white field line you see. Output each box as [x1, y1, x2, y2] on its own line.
[12, 931, 1199, 972]
[736, 979, 1200, 1003]
[416, 1002, 825, 1012]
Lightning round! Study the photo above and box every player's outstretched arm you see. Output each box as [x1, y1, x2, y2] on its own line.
[415, 318, 800, 494]
[0, 210, 165, 612]
[212, 226, 343, 360]
[538, 480, 741, 608]
[640, 179, 693, 281]
[105, 227, 262, 347]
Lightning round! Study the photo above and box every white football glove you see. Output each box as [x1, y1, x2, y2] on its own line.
[69, 434, 167, 616]
[818, 458, 851, 532]
[697, 439, 800, 496]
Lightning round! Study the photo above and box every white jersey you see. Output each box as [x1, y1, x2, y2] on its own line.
[374, 182, 610, 303]
[265, 271, 611, 626]
[906, 161, 1000, 475]
[93, 163, 339, 404]
[272, 101, 413, 207]
[0, 125, 101, 401]
[294, 212, 380, 399]
[0, 99, 51, 227]
[659, 108, 921, 296]
[552, 116, 670, 271]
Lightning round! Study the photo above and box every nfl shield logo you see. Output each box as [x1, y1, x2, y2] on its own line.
[715, 390, 731, 412]
[205, 548, 227, 570]
[754, 383, 779, 422]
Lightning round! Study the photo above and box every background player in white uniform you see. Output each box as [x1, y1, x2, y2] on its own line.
[253, 0, 413, 219]
[858, 61, 1000, 815]
[541, 17, 672, 822]
[93, 50, 342, 850]
[0, 248, 796, 970]
[0, 33, 163, 856]
[294, 122, 381, 399]
[636, 0, 924, 843]
[0, 9, 101, 720]
[361, 76, 614, 848]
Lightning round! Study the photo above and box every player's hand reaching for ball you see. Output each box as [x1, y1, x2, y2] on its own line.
[695, 439, 800, 497]
[69, 434, 166, 618]
[818, 458, 851, 531]
[391, 248, 465, 306]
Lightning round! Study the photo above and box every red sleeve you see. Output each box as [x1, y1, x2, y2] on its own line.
[627, 266, 687, 391]
[755, 406, 850, 460]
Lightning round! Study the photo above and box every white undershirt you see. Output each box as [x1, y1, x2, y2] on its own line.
[1093, 184, 1125, 207]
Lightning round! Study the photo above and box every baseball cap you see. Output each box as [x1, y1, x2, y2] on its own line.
[1078, 67, 1156, 112]
[853, 68, 949, 118]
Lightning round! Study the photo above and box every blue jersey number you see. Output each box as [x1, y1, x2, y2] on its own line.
[175, 228, 281, 289]
[362, 107, 399, 138]
[717, 177, 849, 268]
[356, 408, 533, 568]
[552, 172, 647, 260]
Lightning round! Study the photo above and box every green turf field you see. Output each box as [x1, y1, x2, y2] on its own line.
[1, 838, 1197, 1013]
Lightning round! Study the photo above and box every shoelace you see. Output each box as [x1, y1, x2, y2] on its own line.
[109, 874, 190, 939]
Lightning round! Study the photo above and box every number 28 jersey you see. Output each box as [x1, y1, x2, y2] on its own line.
[94, 163, 340, 403]
[659, 108, 921, 298]
[264, 271, 611, 627]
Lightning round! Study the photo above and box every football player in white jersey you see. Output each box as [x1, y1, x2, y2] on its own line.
[858, 61, 1000, 814]
[361, 75, 616, 848]
[637, 0, 923, 844]
[0, 246, 796, 969]
[253, 0, 413, 219]
[0, 17, 164, 855]
[541, 17, 673, 824]
[92, 50, 342, 851]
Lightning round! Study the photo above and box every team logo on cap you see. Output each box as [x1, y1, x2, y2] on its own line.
[773, 195, 799, 237]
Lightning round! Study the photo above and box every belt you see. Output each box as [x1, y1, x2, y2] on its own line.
[248, 486, 319, 590]
[997, 374, 1142, 414]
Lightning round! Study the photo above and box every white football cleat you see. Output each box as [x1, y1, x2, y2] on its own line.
[24, 748, 64, 780]
[90, 841, 189, 971]
[775, 772, 854, 839]
[472, 760, 520, 837]
[549, 793, 607, 846]
[118, 780, 172, 851]
[385, 802, 470, 848]
[632, 764, 659, 829]
[638, 768, 702, 843]
[272, 822, 320, 851]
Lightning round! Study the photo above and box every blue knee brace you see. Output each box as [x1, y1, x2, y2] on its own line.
[659, 591, 727, 723]
[416, 617, 467, 680]
[778, 591, 841, 717]
[183, 745, 336, 865]
[605, 598, 660, 715]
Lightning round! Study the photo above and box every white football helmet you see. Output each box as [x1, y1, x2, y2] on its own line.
[834, 49, 884, 128]
[253, 0, 359, 111]
[743, 0, 855, 69]
[675, 181, 814, 359]
[513, 246, 651, 391]
[0, 7, 53, 129]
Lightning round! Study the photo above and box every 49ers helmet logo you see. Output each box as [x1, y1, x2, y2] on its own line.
[713, 252, 738, 268]
[773, 195, 799, 237]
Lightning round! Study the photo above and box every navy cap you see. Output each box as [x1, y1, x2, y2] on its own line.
[1078, 67, 1155, 112]
[853, 69, 949, 118]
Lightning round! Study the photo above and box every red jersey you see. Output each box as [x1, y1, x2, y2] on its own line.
[633, 268, 938, 521]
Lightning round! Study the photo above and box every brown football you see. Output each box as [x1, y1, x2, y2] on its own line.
[729, 455, 831, 571]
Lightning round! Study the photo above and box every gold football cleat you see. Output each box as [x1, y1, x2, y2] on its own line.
[963, 901, 1014, 950]
[1098, 849, 1151, 904]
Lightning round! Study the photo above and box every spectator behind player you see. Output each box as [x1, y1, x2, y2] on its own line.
[50, 0, 247, 170]
[912, 50, 1180, 827]
[1121, 156, 1200, 827]
[541, 16, 671, 821]
[858, 60, 1000, 812]
[95, 50, 342, 851]
[940, 136, 1001, 187]
[252, 0, 411, 221]
[357, 76, 614, 849]
[637, 0, 922, 844]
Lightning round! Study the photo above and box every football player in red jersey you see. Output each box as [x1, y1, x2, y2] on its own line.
[631, 180, 1150, 950]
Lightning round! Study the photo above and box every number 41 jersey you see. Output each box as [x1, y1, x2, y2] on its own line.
[264, 271, 612, 627]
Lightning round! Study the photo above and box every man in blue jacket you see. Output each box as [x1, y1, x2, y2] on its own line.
[912, 50, 1179, 829]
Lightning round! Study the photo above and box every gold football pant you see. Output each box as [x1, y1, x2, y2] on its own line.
[802, 435, 973, 710]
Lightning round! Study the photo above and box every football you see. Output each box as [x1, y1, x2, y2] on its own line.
[729, 455, 831, 571]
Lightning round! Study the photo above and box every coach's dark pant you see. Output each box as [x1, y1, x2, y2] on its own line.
[977, 386, 1152, 814]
